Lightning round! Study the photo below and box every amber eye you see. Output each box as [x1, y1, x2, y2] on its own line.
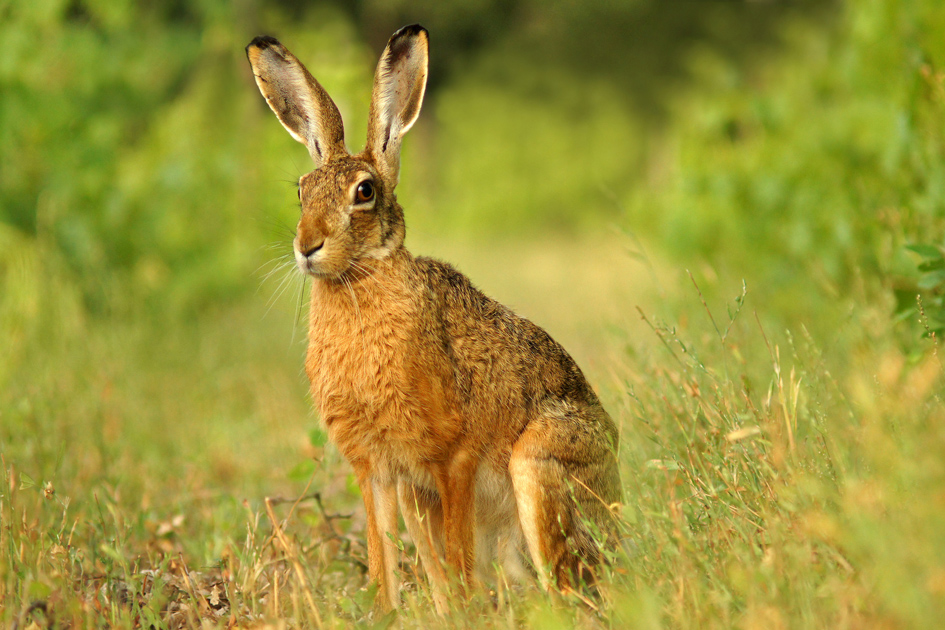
[355, 180, 375, 203]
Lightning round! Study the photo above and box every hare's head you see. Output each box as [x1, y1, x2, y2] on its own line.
[247, 26, 428, 280]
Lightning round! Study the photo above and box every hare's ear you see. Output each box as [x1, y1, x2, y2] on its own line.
[366, 25, 429, 184]
[246, 36, 346, 167]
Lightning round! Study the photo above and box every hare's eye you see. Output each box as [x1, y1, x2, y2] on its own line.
[355, 180, 375, 204]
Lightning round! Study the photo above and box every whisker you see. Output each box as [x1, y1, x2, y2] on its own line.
[255, 254, 295, 278]
[263, 260, 301, 317]
[285, 272, 307, 347]
[264, 241, 294, 252]
[256, 260, 296, 294]
[276, 263, 300, 298]
[350, 260, 381, 304]
[253, 214, 298, 241]
[294, 275, 308, 329]
[342, 275, 370, 360]
[355, 260, 380, 287]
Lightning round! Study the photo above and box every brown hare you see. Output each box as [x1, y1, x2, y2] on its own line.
[246, 25, 622, 613]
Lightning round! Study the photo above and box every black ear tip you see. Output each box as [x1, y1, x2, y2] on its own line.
[391, 24, 427, 40]
[246, 35, 281, 53]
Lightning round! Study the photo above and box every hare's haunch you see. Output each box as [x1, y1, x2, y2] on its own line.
[246, 25, 622, 613]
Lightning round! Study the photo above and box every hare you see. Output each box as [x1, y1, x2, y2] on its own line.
[246, 25, 622, 613]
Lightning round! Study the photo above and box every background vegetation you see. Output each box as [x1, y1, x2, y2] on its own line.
[2, 0, 944, 627]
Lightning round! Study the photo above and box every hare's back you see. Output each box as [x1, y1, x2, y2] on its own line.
[415, 255, 621, 501]
[414, 256, 602, 411]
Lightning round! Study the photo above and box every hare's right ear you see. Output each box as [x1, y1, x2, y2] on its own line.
[246, 36, 346, 168]
[366, 25, 429, 184]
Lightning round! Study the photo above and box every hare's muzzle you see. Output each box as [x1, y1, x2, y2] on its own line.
[294, 238, 325, 275]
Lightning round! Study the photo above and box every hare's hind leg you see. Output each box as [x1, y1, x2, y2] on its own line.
[508, 446, 579, 591]
[398, 481, 449, 614]
[508, 403, 620, 592]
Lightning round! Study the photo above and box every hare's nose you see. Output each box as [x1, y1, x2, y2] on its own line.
[302, 241, 324, 257]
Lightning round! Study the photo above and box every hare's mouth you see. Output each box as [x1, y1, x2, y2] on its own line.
[294, 239, 326, 275]
[296, 257, 334, 279]
[295, 246, 358, 281]
[295, 255, 323, 278]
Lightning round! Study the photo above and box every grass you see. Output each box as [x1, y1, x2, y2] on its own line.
[3, 230, 944, 628]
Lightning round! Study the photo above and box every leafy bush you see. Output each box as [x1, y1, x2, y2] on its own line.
[0, 0, 370, 316]
[627, 0, 945, 339]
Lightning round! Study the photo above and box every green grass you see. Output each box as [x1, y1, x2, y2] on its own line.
[3, 236, 944, 628]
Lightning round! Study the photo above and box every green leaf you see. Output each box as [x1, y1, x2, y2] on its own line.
[370, 610, 398, 630]
[906, 244, 943, 259]
[338, 596, 358, 616]
[308, 427, 328, 448]
[645, 459, 680, 471]
[917, 270, 945, 290]
[353, 582, 378, 611]
[918, 258, 945, 272]
[385, 531, 404, 551]
[346, 474, 362, 497]
[287, 459, 316, 483]
[28, 580, 52, 600]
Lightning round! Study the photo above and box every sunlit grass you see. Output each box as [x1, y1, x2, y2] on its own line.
[3, 234, 944, 627]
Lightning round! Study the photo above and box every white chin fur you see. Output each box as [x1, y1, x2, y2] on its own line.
[294, 249, 309, 274]
[295, 249, 326, 277]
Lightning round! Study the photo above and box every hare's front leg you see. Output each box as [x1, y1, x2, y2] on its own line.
[398, 481, 449, 614]
[357, 467, 401, 611]
[433, 452, 478, 594]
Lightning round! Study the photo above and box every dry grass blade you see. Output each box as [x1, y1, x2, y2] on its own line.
[263, 497, 324, 629]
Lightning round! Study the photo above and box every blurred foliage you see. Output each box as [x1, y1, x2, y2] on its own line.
[0, 0, 371, 320]
[908, 242, 945, 335]
[405, 0, 831, 234]
[0, 0, 831, 323]
[626, 0, 945, 339]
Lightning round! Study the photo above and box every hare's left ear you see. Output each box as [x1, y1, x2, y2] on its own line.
[366, 24, 429, 184]
[246, 36, 346, 168]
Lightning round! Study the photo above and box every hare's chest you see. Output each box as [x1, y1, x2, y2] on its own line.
[305, 290, 412, 411]
[303, 283, 462, 469]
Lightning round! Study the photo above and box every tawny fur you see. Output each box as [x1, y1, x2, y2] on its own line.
[247, 25, 622, 614]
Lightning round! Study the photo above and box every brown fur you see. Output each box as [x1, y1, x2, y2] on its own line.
[247, 25, 622, 614]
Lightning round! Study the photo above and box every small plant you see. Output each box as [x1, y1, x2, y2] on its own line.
[907, 243, 945, 338]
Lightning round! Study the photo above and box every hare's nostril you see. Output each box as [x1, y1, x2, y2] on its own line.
[302, 241, 324, 257]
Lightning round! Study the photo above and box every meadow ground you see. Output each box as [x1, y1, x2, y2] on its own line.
[3, 229, 944, 629]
